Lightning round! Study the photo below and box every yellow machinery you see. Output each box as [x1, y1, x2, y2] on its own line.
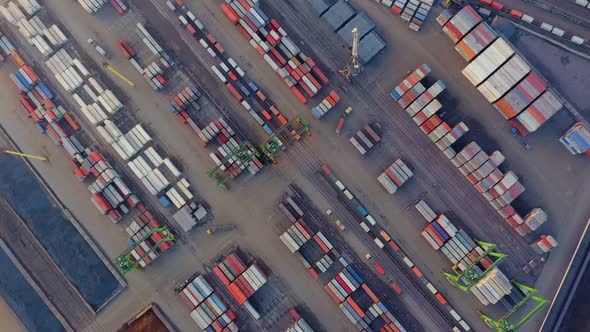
[0, 148, 47, 161]
[103, 63, 135, 87]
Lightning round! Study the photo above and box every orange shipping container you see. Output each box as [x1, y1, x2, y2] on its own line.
[220, 4, 239, 24]
[10, 50, 26, 67]
[323, 284, 340, 303]
[435, 293, 447, 304]
[361, 284, 380, 303]
[227, 283, 247, 304]
[346, 297, 365, 318]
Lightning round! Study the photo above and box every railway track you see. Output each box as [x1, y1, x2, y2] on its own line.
[265, 0, 540, 279]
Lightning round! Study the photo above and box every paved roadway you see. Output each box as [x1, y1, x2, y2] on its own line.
[0, 0, 589, 332]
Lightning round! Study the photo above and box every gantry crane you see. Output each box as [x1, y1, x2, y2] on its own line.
[339, 28, 361, 82]
[260, 115, 310, 163]
[0, 147, 47, 161]
[114, 226, 176, 274]
[478, 282, 549, 331]
[208, 141, 260, 189]
[442, 241, 507, 291]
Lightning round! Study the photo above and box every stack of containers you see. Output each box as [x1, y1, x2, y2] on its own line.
[110, 0, 127, 15]
[97, 121, 151, 160]
[279, 219, 312, 254]
[392, 67, 469, 159]
[377, 159, 414, 194]
[454, 22, 498, 62]
[349, 124, 381, 156]
[85, 151, 136, 222]
[220, 1, 329, 104]
[205, 121, 264, 177]
[513, 208, 549, 236]
[136, 23, 174, 69]
[389, 64, 430, 101]
[125, 204, 173, 268]
[118, 40, 166, 90]
[440, 6, 563, 134]
[513, 90, 563, 135]
[76, 0, 107, 13]
[530, 235, 558, 254]
[45, 49, 88, 92]
[167, 85, 201, 122]
[311, 90, 341, 119]
[411, 99, 441, 125]
[276, 192, 407, 331]
[4, 5, 69, 51]
[284, 308, 314, 332]
[477, 55, 531, 103]
[451, 142, 548, 235]
[493, 72, 546, 120]
[179, 275, 239, 332]
[415, 200, 514, 306]
[381, 0, 434, 32]
[212, 252, 268, 319]
[325, 266, 406, 331]
[440, 5, 481, 43]
[404, 80, 446, 116]
[1, 1, 65, 57]
[461, 38, 515, 86]
[560, 122, 590, 155]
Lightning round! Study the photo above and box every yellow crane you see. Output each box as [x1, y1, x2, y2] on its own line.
[0, 148, 47, 161]
[103, 63, 135, 87]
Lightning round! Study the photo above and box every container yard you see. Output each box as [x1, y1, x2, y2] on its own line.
[0, 0, 589, 331]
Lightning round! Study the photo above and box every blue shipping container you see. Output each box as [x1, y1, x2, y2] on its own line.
[37, 82, 54, 100]
[432, 221, 450, 241]
[390, 89, 401, 101]
[252, 7, 269, 23]
[248, 81, 258, 92]
[346, 266, 364, 284]
[357, 205, 368, 216]
[159, 196, 172, 207]
[239, 85, 251, 97]
[262, 124, 273, 135]
[167, 103, 178, 113]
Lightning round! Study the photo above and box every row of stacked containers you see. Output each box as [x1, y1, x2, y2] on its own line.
[179, 274, 239, 331]
[220, 0, 329, 104]
[390, 65, 552, 238]
[437, 6, 563, 136]
[277, 194, 409, 331]
[415, 200, 515, 306]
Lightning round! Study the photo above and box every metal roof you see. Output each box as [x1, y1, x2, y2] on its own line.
[320, 0, 356, 31]
[358, 31, 387, 64]
[337, 12, 376, 47]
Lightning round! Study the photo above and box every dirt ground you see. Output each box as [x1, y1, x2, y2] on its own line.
[0, 297, 28, 332]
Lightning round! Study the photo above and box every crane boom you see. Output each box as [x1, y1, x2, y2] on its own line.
[0, 148, 47, 161]
[351, 28, 360, 75]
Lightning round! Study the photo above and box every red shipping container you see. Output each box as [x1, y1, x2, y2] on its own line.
[435, 293, 447, 304]
[321, 164, 331, 175]
[374, 263, 385, 275]
[226, 83, 243, 101]
[299, 81, 314, 98]
[313, 234, 329, 253]
[390, 281, 402, 294]
[308, 267, 319, 279]
[236, 24, 250, 39]
[289, 86, 307, 104]
[323, 284, 340, 303]
[227, 283, 247, 304]
[334, 275, 352, 295]
[346, 297, 365, 318]
[186, 24, 197, 35]
[64, 113, 80, 131]
[238, 0, 251, 10]
[221, 4, 240, 24]
[213, 266, 231, 286]
[312, 66, 329, 84]
[110, 0, 126, 15]
[361, 284, 380, 303]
